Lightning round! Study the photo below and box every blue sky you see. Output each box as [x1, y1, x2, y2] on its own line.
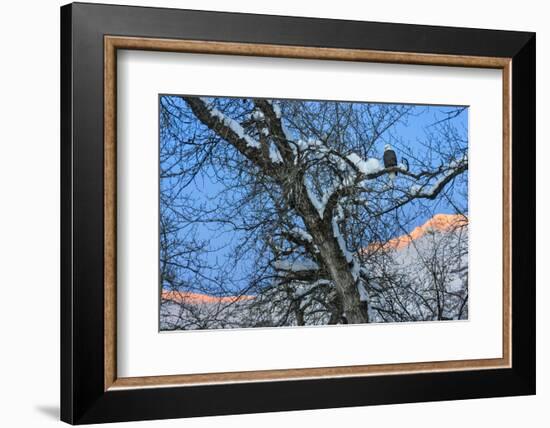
[160, 96, 468, 294]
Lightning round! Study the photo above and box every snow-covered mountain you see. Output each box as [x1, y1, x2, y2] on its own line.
[363, 214, 468, 323]
[160, 213, 468, 330]
[379, 213, 468, 250]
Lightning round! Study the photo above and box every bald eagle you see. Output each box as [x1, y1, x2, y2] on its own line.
[383, 144, 398, 181]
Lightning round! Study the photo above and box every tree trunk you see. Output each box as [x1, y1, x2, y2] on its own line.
[305, 218, 369, 324]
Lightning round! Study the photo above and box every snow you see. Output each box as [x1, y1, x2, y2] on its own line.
[307, 138, 322, 147]
[302, 153, 384, 220]
[274, 259, 319, 272]
[332, 204, 360, 280]
[425, 167, 460, 195]
[304, 177, 326, 218]
[410, 156, 467, 197]
[303, 177, 341, 219]
[270, 101, 282, 118]
[332, 219, 353, 265]
[269, 143, 283, 163]
[200, 98, 261, 149]
[289, 227, 313, 243]
[160, 216, 469, 330]
[409, 184, 422, 195]
[294, 279, 332, 297]
[358, 283, 370, 302]
[448, 153, 468, 168]
[293, 139, 308, 151]
[346, 153, 383, 175]
[251, 109, 264, 121]
[291, 138, 330, 156]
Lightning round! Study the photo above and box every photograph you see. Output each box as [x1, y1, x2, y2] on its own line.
[52, 2, 536, 424]
[159, 95, 469, 331]
[0, 0, 542, 425]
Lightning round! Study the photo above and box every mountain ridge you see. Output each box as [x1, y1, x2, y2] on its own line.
[162, 213, 468, 304]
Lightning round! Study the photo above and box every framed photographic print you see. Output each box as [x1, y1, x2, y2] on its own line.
[60, 2, 535, 424]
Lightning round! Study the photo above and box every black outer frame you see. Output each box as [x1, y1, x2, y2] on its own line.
[60, 2, 535, 424]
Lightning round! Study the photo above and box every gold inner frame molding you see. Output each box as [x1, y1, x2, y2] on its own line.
[104, 35, 512, 391]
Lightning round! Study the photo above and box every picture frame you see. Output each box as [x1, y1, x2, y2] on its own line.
[61, 2, 535, 424]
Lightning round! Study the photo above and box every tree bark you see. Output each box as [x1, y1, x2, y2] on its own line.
[303, 216, 369, 324]
[182, 96, 371, 324]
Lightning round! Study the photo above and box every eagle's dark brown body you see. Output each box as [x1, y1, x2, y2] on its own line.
[383, 148, 398, 169]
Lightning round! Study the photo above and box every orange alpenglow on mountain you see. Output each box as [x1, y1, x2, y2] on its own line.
[162, 290, 255, 305]
[162, 213, 467, 304]
[370, 213, 468, 251]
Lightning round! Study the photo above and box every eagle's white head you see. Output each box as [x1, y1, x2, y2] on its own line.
[384, 144, 392, 151]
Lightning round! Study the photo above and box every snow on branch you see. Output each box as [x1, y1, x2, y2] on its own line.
[303, 176, 340, 219]
[181, 97, 289, 175]
[253, 99, 294, 164]
[269, 143, 283, 163]
[346, 153, 383, 176]
[332, 204, 360, 281]
[289, 227, 313, 243]
[251, 109, 265, 121]
[200, 98, 261, 149]
[376, 154, 468, 217]
[301, 150, 382, 219]
[407, 154, 468, 199]
[273, 259, 319, 272]
[279, 226, 319, 256]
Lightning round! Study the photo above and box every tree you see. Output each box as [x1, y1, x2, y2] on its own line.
[159, 96, 468, 328]
[364, 214, 469, 322]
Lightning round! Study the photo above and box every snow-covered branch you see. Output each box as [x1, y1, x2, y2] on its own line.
[181, 97, 283, 174]
[161, 96, 469, 328]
